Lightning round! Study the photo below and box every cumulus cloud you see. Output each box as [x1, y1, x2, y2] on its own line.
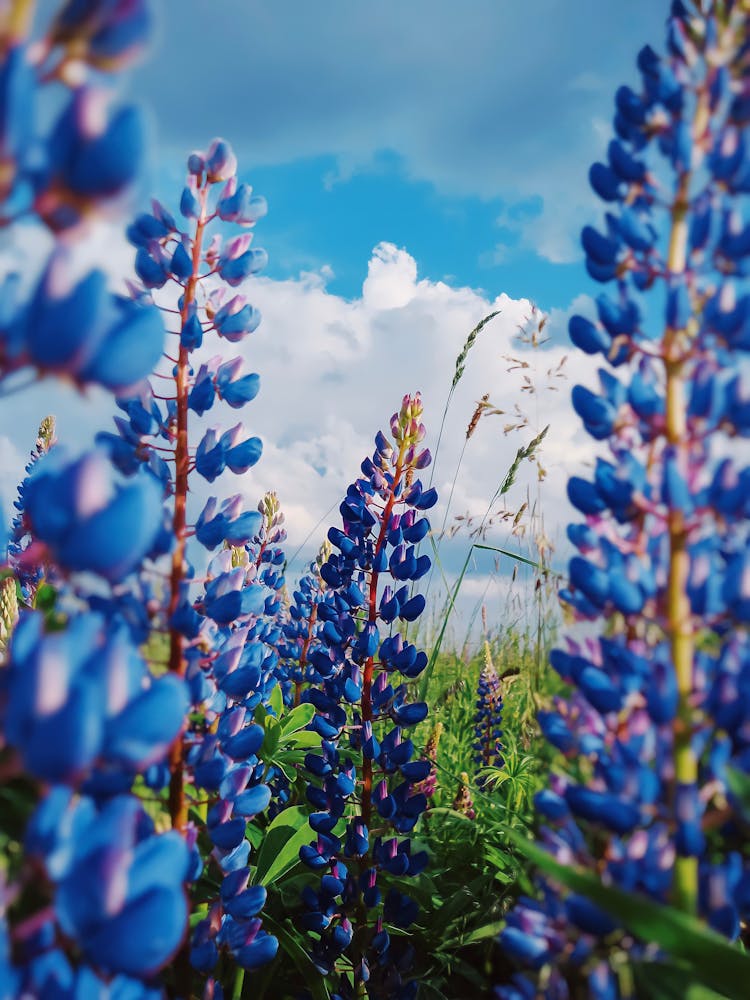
[206, 241, 600, 579]
[0, 238, 601, 635]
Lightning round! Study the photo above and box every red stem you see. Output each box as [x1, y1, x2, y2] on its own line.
[167, 184, 209, 835]
[164, 186, 211, 1000]
[361, 441, 407, 829]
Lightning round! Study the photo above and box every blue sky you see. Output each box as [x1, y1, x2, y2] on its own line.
[1, 2, 675, 636]
[133, 1, 667, 310]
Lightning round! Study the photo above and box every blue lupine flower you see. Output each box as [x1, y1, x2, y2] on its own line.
[216, 358, 261, 408]
[211, 292, 262, 341]
[299, 394, 434, 998]
[27, 794, 189, 976]
[196, 495, 263, 550]
[22, 448, 164, 583]
[4, 612, 187, 784]
[499, 4, 750, 995]
[40, 89, 144, 229]
[49, 1, 152, 71]
[217, 177, 268, 225]
[21, 250, 165, 390]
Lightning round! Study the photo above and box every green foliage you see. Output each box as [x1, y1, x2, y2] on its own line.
[253, 806, 313, 887]
[500, 825, 750, 1000]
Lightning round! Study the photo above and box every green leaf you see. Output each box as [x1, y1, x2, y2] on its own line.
[268, 682, 283, 718]
[456, 919, 506, 948]
[280, 703, 316, 735]
[245, 822, 264, 850]
[425, 807, 477, 825]
[34, 583, 56, 611]
[632, 961, 730, 1000]
[417, 985, 450, 1000]
[253, 806, 311, 886]
[499, 825, 750, 1000]
[725, 768, 750, 821]
[282, 731, 322, 751]
[472, 543, 563, 580]
[262, 717, 280, 758]
[262, 915, 330, 1000]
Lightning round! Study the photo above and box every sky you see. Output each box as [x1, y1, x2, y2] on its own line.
[0, 2, 673, 640]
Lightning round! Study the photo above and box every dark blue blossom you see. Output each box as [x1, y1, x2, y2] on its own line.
[298, 393, 434, 999]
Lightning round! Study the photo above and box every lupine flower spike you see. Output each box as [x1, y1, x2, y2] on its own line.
[499, 3, 750, 997]
[0, 6, 191, 990]
[298, 393, 436, 1000]
[474, 607, 504, 785]
[97, 139, 278, 993]
[452, 772, 477, 821]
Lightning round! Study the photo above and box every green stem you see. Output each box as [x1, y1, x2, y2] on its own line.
[664, 159, 698, 914]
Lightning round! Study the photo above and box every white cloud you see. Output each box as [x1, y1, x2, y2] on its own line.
[218, 242, 599, 576]
[362, 243, 419, 309]
[0, 239, 602, 637]
[0, 435, 27, 526]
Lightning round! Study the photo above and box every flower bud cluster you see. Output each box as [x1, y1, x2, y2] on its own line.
[474, 646, 504, 782]
[499, 3, 750, 996]
[297, 393, 436, 999]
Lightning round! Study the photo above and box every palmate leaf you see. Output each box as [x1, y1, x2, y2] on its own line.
[253, 806, 313, 886]
[279, 702, 316, 735]
[499, 825, 749, 1000]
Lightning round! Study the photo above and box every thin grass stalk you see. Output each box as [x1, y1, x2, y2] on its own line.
[428, 310, 501, 489]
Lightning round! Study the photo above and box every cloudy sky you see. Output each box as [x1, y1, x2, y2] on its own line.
[0, 2, 671, 638]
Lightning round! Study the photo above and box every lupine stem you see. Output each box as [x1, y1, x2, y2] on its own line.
[165, 185, 209, 1000]
[168, 184, 209, 835]
[5, 0, 34, 39]
[664, 147, 697, 915]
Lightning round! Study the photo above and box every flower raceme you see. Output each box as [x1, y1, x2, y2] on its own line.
[0, 1, 165, 391]
[474, 644, 504, 782]
[96, 138, 281, 991]
[298, 392, 435, 1000]
[499, 3, 750, 996]
[1, 3, 300, 995]
[1, 129, 281, 994]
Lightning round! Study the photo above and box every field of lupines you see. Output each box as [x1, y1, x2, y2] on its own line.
[1, 1, 750, 998]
